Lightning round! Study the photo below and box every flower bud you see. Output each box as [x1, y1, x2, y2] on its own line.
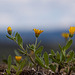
[69, 27, 75, 34]
[7, 27, 12, 35]
[62, 33, 69, 39]
[15, 56, 22, 62]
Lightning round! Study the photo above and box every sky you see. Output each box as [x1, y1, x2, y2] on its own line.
[0, 0, 75, 32]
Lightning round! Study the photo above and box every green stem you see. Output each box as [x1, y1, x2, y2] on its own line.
[27, 54, 36, 66]
[34, 37, 38, 51]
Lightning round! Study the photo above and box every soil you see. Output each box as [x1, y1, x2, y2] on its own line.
[0, 64, 75, 75]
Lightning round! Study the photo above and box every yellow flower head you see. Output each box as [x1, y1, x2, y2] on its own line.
[33, 29, 44, 37]
[7, 27, 12, 35]
[69, 27, 75, 34]
[62, 33, 69, 38]
[15, 56, 22, 62]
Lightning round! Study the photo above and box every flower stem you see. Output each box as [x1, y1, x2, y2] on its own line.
[34, 37, 38, 51]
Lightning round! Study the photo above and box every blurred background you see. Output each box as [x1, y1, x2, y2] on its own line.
[0, 0, 75, 61]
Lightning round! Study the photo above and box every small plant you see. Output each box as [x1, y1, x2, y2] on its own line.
[11, 56, 26, 75]
[49, 39, 73, 74]
[48, 26, 75, 74]
[6, 27, 45, 71]
[6, 26, 75, 74]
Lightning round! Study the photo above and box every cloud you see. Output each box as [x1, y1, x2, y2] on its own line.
[0, 13, 14, 24]
[0, 0, 75, 31]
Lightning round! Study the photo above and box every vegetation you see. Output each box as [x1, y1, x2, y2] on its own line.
[0, 26, 75, 75]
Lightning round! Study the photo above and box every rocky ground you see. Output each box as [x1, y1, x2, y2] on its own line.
[0, 64, 75, 75]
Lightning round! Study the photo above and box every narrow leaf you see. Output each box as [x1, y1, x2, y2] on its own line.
[49, 64, 56, 72]
[8, 55, 12, 70]
[49, 54, 57, 63]
[18, 49, 25, 54]
[56, 51, 60, 60]
[15, 32, 18, 40]
[14, 50, 20, 56]
[60, 52, 63, 62]
[12, 31, 15, 36]
[35, 46, 43, 54]
[16, 33, 23, 46]
[36, 41, 41, 48]
[64, 39, 72, 51]
[20, 59, 26, 69]
[44, 52, 49, 66]
[51, 49, 55, 56]
[11, 65, 17, 71]
[67, 51, 74, 63]
[35, 55, 46, 68]
[6, 55, 12, 74]
[6, 35, 13, 40]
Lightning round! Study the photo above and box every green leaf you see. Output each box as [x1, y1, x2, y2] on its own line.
[29, 44, 35, 51]
[18, 49, 25, 54]
[36, 41, 41, 48]
[49, 64, 57, 72]
[12, 31, 15, 36]
[60, 52, 65, 62]
[8, 55, 12, 70]
[44, 52, 49, 66]
[35, 46, 43, 54]
[11, 65, 18, 71]
[16, 70, 22, 75]
[15, 32, 18, 40]
[18, 33, 23, 46]
[6, 55, 12, 74]
[20, 59, 26, 70]
[14, 50, 20, 56]
[67, 51, 74, 63]
[51, 49, 55, 56]
[60, 52, 63, 62]
[35, 55, 48, 68]
[63, 39, 72, 51]
[6, 35, 13, 40]
[56, 51, 60, 60]
[15, 32, 23, 46]
[49, 54, 57, 63]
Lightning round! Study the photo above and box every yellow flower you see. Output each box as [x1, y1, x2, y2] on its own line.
[69, 27, 75, 34]
[7, 27, 12, 35]
[62, 33, 69, 38]
[33, 29, 44, 37]
[15, 56, 22, 62]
